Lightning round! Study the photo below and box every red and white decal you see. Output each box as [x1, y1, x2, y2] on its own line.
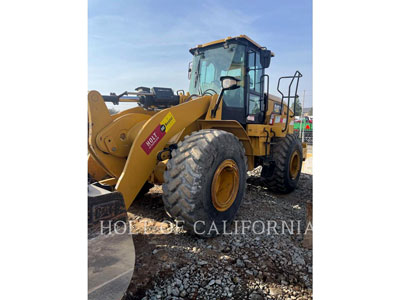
[141, 125, 166, 155]
[141, 112, 176, 155]
[269, 114, 274, 125]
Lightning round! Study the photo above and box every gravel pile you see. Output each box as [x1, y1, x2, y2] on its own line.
[124, 167, 313, 300]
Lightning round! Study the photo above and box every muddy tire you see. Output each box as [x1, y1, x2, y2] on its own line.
[162, 129, 247, 237]
[261, 134, 303, 193]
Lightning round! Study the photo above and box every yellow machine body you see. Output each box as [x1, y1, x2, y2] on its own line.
[88, 93, 306, 209]
[88, 35, 307, 209]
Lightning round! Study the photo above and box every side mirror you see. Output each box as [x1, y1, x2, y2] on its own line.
[188, 62, 193, 80]
[260, 49, 272, 68]
[211, 76, 240, 118]
[220, 76, 240, 90]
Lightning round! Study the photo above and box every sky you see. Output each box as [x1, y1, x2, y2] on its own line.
[88, 0, 312, 109]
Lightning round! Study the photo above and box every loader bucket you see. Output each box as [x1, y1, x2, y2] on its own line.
[88, 184, 135, 300]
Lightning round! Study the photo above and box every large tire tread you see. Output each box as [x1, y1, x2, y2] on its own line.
[262, 134, 302, 193]
[162, 129, 247, 236]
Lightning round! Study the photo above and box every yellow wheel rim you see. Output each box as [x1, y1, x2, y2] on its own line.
[211, 159, 240, 212]
[289, 150, 301, 179]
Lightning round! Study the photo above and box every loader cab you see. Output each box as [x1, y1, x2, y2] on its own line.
[188, 35, 272, 125]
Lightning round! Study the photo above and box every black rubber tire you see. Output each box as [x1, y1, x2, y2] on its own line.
[162, 129, 247, 237]
[261, 134, 303, 193]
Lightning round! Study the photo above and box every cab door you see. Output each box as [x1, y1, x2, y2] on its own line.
[246, 50, 265, 124]
[221, 45, 246, 124]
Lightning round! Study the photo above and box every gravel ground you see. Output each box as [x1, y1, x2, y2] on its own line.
[123, 167, 313, 300]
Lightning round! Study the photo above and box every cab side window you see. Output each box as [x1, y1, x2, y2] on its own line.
[249, 51, 256, 90]
[248, 51, 262, 94]
[247, 50, 263, 119]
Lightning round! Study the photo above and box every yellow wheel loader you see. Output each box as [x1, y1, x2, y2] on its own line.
[88, 35, 306, 237]
[88, 35, 306, 236]
[88, 35, 307, 297]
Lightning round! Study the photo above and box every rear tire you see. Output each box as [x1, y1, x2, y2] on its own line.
[261, 134, 303, 193]
[162, 129, 247, 237]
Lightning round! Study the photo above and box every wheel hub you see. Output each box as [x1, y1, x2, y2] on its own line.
[289, 150, 301, 179]
[211, 159, 239, 212]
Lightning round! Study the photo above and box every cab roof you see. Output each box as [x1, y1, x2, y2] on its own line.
[189, 35, 274, 55]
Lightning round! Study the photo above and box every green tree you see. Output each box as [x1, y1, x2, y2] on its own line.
[290, 98, 302, 116]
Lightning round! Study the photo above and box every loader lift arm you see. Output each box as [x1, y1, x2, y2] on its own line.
[88, 91, 215, 209]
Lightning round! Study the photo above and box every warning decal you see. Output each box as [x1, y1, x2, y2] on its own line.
[141, 112, 176, 155]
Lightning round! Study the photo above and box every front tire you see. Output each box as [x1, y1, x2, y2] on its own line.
[162, 129, 247, 237]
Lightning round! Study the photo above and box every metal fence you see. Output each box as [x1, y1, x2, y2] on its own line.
[295, 130, 313, 145]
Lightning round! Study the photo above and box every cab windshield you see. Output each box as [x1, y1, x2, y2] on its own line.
[189, 44, 245, 107]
